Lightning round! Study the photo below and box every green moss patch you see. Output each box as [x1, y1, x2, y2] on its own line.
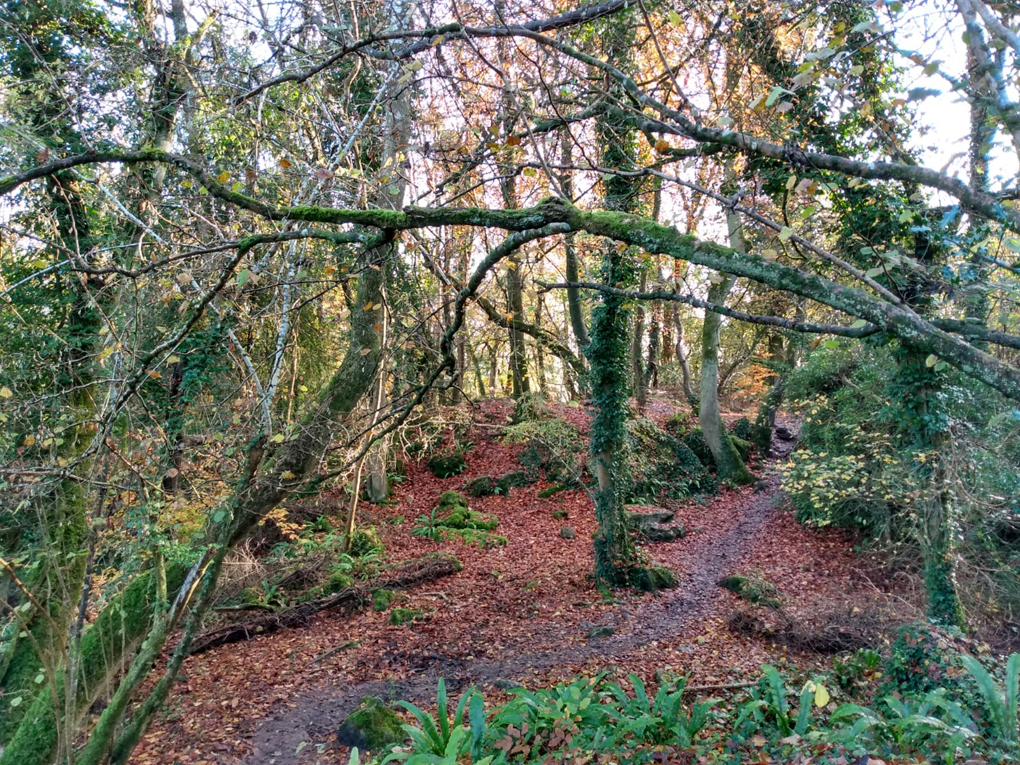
[336, 696, 405, 750]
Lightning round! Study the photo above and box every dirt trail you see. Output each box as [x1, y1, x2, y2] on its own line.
[245, 425, 799, 765]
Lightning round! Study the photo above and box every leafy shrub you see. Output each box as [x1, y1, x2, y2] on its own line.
[502, 417, 584, 486]
[729, 416, 753, 441]
[882, 621, 966, 698]
[366, 656, 1020, 765]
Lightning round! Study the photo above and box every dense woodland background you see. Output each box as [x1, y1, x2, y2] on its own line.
[2, 0, 1020, 762]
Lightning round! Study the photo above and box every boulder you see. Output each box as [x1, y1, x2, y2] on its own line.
[626, 509, 675, 526]
[336, 696, 404, 751]
[560, 526, 576, 539]
[630, 565, 679, 592]
[465, 475, 496, 497]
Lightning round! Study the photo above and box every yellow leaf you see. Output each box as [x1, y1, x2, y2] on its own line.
[0, 386, 12, 399]
[270, 433, 285, 443]
[654, 139, 671, 153]
[147, 370, 162, 380]
[278, 157, 292, 169]
[23, 435, 36, 447]
[280, 470, 296, 479]
[359, 347, 372, 356]
[814, 683, 830, 708]
[216, 171, 231, 184]
[166, 355, 181, 364]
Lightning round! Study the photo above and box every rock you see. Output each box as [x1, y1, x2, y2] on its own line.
[559, 526, 576, 539]
[465, 475, 496, 497]
[494, 678, 523, 691]
[626, 509, 675, 526]
[587, 625, 616, 640]
[639, 525, 686, 543]
[551, 508, 569, 520]
[336, 696, 404, 751]
[428, 451, 468, 478]
[775, 425, 795, 441]
[630, 565, 679, 592]
[497, 470, 535, 493]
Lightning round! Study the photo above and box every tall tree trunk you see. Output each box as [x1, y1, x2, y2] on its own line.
[698, 172, 754, 485]
[632, 269, 648, 409]
[561, 128, 589, 352]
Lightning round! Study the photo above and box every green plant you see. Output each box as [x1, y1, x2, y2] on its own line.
[960, 652, 1019, 754]
[735, 665, 823, 738]
[602, 673, 716, 746]
[832, 648, 882, 695]
[829, 690, 978, 759]
[383, 680, 492, 765]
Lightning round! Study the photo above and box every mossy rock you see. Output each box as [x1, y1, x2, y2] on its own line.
[437, 490, 469, 510]
[372, 588, 397, 612]
[538, 483, 566, 499]
[336, 696, 405, 751]
[729, 416, 753, 441]
[551, 508, 569, 520]
[560, 526, 576, 539]
[349, 526, 384, 557]
[630, 565, 679, 592]
[440, 505, 498, 531]
[626, 509, 675, 527]
[465, 475, 496, 497]
[390, 607, 424, 626]
[497, 470, 535, 493]
[428, 451, 468, 478]
[717, 574, 781, 609]
[639, 525, 686, 543]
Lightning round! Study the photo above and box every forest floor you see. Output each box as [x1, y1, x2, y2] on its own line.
[134, 395, 914, 765]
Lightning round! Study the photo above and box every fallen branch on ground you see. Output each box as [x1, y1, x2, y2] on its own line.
[189, 554, 462, 655]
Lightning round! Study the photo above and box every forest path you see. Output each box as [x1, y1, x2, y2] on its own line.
[245, 421, 800, 764]
[137, 406, 881, 765]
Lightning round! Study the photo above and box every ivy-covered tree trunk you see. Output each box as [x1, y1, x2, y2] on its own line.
[587, 9, 640, 586]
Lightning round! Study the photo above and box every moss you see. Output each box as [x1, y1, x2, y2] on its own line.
[717, 574, 782, 609]
[0, 564, 187, 765]
[551, 508, 569, 519]
[349, 526, 383, 557]
[538, 484, 566, 498]
[335, 696, 405, 751]
[389, 607, 424, 626]
[444, 529, 507, 548]
[372, 589, 397, 612]
[629, 565, 678, 592]
[326, 570, 354, 593]
[437, 490, 468, 510]
[683, 427, 714, 468]
[730, 435, 752, 462]
[428, 451, 467, 479]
